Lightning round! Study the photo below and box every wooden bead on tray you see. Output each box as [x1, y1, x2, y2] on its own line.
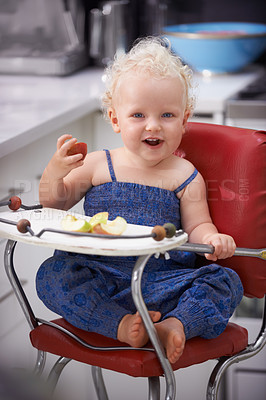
[152, 225, 166, 241]
[17, 219, 31, 233]
[9, 196, 22, 211]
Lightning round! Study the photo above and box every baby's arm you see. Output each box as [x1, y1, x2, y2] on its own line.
[39, 134, 90, 210]
[180, 170, 236, 261]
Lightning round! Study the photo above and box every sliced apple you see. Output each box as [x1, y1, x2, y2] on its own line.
[61, 214, 92, 232]
[67, 142, 87, 160]
[61, 212, 127, 236]
[89, 212, 109, 231]
[93, 216, 127, 236]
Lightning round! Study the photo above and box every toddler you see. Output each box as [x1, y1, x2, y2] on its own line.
[37, 37, 243, 364]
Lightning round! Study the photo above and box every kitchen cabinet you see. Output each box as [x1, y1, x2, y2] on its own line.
[0, 238, 25, 339]
[90, 110, 123, 151]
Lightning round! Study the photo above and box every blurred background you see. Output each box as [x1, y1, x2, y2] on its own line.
[0, 0, 265, 71]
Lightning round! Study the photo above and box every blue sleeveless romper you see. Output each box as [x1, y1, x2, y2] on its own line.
[36, 150, 243, 340]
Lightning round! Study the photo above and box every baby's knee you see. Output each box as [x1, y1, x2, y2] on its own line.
[207, 264, 243, 302]
[36, 257, 65, 302]
[223, 267, 243, 305]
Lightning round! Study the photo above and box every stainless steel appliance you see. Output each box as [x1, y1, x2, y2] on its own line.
[0, 0, 88, 76]
[0, 0, 169, 75]
[89, 0, 132, 66]
[225, 70, 266, 130]
[88, 0, 167, 67]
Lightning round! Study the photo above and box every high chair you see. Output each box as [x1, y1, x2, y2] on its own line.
[1, 122, 265, 400]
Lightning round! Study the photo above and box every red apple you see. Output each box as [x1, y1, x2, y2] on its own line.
[67, 142, 87, 160]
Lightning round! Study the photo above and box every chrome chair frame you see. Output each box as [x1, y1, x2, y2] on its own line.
[4, 238, 266, 400]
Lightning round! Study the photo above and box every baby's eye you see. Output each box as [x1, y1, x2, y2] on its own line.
[162, 112, 173, 118]
[133, 113, 144, 118]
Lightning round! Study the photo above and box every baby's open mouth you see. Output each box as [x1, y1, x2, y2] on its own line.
[144, 138, 162, 146]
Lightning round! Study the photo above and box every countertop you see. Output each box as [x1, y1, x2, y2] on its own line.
[0, 65, 261, 159]
[0, 68, 105, 159]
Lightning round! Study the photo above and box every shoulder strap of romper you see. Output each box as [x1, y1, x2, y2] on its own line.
[174, 169, 198, 194]
[104, 149, 117, 182]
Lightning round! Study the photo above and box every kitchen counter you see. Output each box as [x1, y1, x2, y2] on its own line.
[0, 65, 261, 159]
[0, 68, 105, 158]
[193, 66, 262, 114]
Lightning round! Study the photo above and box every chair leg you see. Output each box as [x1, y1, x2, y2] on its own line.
[148, 376, 160, 400]
[207, 295, 266, 400]
[132, 255, 176, 400]
[33, 350, 46, 376]
[206, 357, 225, 400]
[91, 366, 109, 400]
[46, 356, 72, 395]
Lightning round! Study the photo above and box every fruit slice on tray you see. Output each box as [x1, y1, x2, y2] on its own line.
[93, 216, 127, 235]
[61, 212, 127, 236]
[89, 212, 108, 231]
[61, 214, 92, 232]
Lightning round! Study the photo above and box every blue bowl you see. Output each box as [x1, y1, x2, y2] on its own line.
[163, 22, 266, 74]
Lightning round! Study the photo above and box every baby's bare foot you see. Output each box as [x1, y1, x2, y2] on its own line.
[117, 311, 161, 348]
[155, 318, 185, 364]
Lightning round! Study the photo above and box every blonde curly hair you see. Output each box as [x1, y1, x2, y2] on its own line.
[101, 36, 195, 119]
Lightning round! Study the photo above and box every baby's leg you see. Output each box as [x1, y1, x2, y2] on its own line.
[155, 318, 185, 364]
[117, 311, 161, 347]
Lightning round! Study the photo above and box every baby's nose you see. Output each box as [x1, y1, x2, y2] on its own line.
[145, 117, 161, 132]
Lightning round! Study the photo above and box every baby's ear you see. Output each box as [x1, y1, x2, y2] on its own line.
[182, 110, 190, 134]
[108, 107, 120, 133]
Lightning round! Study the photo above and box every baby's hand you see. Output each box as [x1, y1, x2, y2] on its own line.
[204, 233, 236, 261]
[49, 134, 85, 179]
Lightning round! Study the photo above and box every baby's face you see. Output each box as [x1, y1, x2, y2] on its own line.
[108, 72, 189, 165]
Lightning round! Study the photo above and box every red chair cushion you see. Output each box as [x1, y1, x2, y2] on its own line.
[30, 318, 248, 377]
[180, 123, 266, 298]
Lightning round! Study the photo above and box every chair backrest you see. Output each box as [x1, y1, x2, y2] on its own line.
[180, 122, 266, 298]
